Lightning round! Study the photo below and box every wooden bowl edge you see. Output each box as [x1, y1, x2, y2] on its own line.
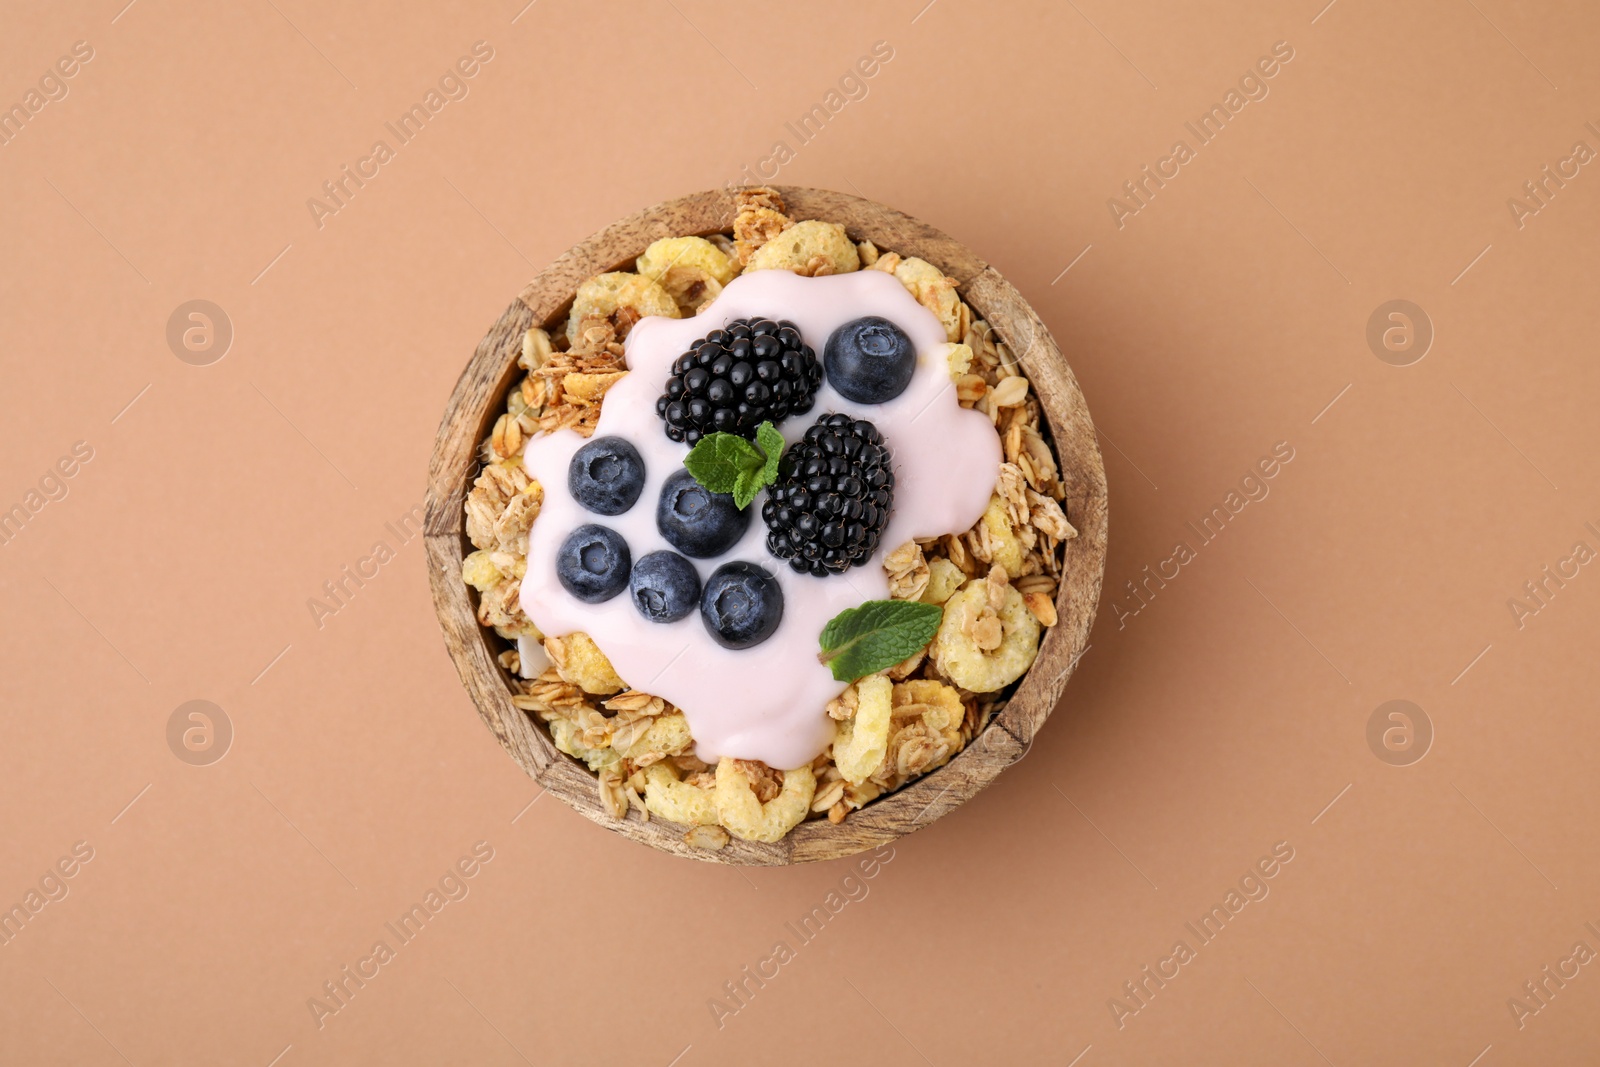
[425, 186, 1108, 865]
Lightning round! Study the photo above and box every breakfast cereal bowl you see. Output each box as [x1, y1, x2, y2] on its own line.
[425, 186, 1107, 864]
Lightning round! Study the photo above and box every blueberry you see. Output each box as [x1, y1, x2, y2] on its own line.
[656, 468, 749, 558]
[700, 561, 783, 649]
[824, 316, 916, 404]
[629, 551, 701, 623]
[556, 524, 631, 603]
[568, 437, 645, 516]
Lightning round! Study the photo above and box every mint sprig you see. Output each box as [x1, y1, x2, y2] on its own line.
[682, 420, 785, 509]
[817, 599, 944, 683]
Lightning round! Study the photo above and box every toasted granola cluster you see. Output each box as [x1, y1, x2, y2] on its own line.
[462, 187, 1077, 847]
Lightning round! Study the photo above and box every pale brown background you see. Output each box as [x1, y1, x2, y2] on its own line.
[3, 0, 1598, 1064]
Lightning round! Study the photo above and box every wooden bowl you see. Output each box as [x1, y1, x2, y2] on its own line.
[425, 187, 1108, 864]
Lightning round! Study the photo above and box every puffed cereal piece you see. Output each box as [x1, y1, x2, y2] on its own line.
[565, 272, 679, 344]
[922, 558, 967, 605]
[547, 632, 625, 695]
[636, 236, 737, 314]
[621, 712, 693, 764]
[892, 679, 965, 734]
[980, 494, 1026, 575]
[550, 718, 621, 773]
[940, 341, 974, 380]
[893, 257, 962, 341]
[714, 759, 816, 842]
[834, 674, 893, 785]
[644, 764, 719, 826]
[934, 581, 1041, 693]
[461, 550, 503, 593]
[745, 220, 861, 277]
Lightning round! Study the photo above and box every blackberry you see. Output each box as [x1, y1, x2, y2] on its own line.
[761, 413, 894, 576]
[655, 317, 822, 445]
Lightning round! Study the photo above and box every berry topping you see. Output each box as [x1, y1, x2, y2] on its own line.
[700, 561, 784, 649]
[629, 550, 702, 623]
[761, 413, 894, 576]
[656, 468, 750, 558]
[555, 524, 631, 603]
[656, 317, 822, 444]
[823, 316, 916, 404]
[567, 436, 645, 516]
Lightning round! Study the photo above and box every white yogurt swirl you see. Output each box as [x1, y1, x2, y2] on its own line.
[519, 269, 999, 768]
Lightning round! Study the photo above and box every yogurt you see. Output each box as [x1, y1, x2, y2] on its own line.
[519, 269, 1000, 768]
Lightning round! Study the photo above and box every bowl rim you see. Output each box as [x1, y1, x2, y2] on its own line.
[424, 185, 1108, 865]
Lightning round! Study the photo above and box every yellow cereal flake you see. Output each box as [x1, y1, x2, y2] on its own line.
[892, 679, 964, 733]
[922, 558, 967, 605]
[744, 220, 861, 277]
[934, 581, 1041, 693]
[714, 759, 816, 842]
[565, 272, 679, 344]
[643, 764, 719, 826]
[461, 550, 503, 592]
[550, 718, 620, 773]
[941, 341, 974, 380]
[636, 236, 737, 313]
[834, 674, 892, 785]
[893, 257, 962, 341]
[620, 712, 693, 762]
[981, 494, 1025, 575]
[549, 632, 625, 695]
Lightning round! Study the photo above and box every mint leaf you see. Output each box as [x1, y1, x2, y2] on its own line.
[684, 433, 761, 495]
[756, 421, 784, 486]
[732, 468, 763, 510]
[817, 599, 944, 682]
[684, 421, 786, 510]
